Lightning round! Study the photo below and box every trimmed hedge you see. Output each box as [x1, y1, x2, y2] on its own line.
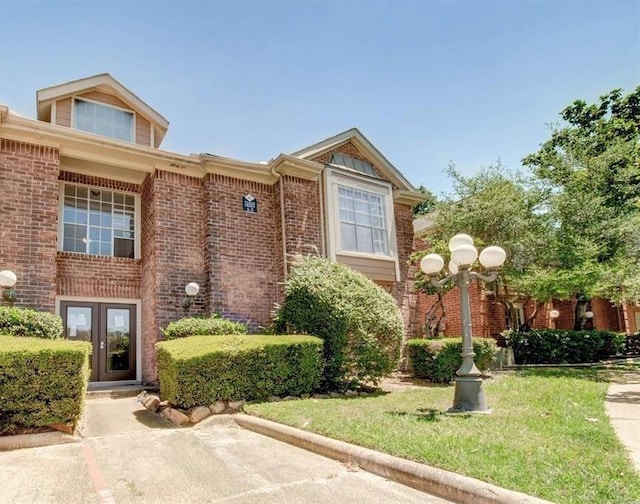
[408, 338, 497, 383]
[505, 329, 626, 364]
[157, 335, 323, 408]
[162, 314, 248, 340]
[0, 335, 90, 434]
[0, 306, 63, 339]
[274, 256, 404, 389]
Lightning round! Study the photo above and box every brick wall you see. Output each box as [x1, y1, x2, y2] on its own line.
[0, 140, 59, 311]
[140, 173, 158, 383]
[281, 175, 323, 258]
[136, 170, 208, 382]
[56, 253, 141, 299]
[204, 174, 280, 329]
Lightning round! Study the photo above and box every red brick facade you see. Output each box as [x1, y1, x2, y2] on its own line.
[0, 140, 59, 311]
[1, 139, 420, 383]
[1, 77, 425, 384]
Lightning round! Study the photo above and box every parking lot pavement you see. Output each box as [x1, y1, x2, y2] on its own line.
[0, 406, 453, 503]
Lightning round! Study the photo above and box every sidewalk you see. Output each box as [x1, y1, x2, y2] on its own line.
[605, 370, 640, 472]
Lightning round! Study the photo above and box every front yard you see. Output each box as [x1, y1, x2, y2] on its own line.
[246, 366, 640, 504]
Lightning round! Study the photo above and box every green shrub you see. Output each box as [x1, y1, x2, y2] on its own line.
[0, 335, 90, 434]
[274, 256, 403, 390]
[156, 335, 323, 408]
[625, 334, 640, 355]
[505, 329, 626, 364]
[408, 338, 497, 383]
[0, 306, 63, 339]
[162, 314, 248, 340]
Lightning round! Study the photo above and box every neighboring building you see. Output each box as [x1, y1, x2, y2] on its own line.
[0, 74, 425, 385]
[410, 218, 639, 340]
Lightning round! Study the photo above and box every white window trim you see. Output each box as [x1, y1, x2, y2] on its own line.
[324, 167, 400, 280]
[58, 182, 141, 260]
[72, 96, 136, 143]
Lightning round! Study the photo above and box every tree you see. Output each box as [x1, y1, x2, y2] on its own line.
[411, 185, 437, 217]
[523, 87, 640, 327]
[413, 163, 553, 331]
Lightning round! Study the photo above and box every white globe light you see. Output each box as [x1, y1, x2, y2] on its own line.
[185, 282, 200, 297]
[420, 254, 444, 275]
[549, 309, 560, 319]
[451, 244, 478, 267]
[585, 310, 594, 319]
[0, 270, 17, 288]
[448, 260, 458, 274]
[479, 246, 507, 269]
[448, 234, 474, 252]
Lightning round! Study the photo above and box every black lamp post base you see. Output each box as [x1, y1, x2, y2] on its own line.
[449, 376, 491, 413]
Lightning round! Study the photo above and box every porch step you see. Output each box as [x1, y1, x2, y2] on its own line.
[86, 384, 158, 400]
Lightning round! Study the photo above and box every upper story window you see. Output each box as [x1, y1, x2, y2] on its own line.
[60, 183, 137, 258]
[73, 98, 134, 142]
[338, 186, 388, 255]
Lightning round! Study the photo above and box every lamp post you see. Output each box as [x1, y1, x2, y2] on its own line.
[0, 270, 17, 304]
[420, 234, 506, 413]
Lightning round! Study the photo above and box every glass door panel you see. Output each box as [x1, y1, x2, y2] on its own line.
[106, 308, 131, 373]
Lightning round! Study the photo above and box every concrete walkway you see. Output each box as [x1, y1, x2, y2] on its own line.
[0, 397, 451, 504]
[605, 370, 640, 472]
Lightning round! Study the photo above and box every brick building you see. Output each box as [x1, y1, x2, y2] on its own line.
[0, 74, 425, 385]
[409, 224, 639, 341]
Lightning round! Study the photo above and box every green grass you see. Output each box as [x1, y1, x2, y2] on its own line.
[246, 366, 640, 504]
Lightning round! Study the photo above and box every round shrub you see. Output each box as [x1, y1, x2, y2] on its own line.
[408, 338, 497, 383]
[162, 313, 248, 340]
[274, 256, 404, 390]
[0, 306, 63, 339]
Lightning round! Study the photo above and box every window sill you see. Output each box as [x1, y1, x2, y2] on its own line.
[56, 251, 140, 262]
[335, 250, 396, 262]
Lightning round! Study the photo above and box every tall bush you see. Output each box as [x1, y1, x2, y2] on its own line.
[0, 306, 63, 339]
[274, 256, 404, 389]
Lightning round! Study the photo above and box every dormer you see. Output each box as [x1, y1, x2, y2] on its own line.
[36, 74, 169, 148]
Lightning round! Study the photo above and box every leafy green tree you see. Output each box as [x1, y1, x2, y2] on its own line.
[523, 87, 640, 327]
[413, 163, 552, 331]
[411, 184, 437, 217]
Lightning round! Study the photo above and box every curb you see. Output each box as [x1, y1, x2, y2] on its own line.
[0, 431, 80, 452]
[234, 414, 553, 504]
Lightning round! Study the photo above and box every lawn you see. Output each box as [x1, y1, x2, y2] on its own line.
[245, 366, 640, 504]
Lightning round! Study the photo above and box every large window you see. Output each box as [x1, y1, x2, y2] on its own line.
[61, 184, 136, 258]
[338, 185, 388, 255]
[74, 98, 134, 142]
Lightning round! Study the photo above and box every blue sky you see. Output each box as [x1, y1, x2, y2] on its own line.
[3, 0, 638, 196]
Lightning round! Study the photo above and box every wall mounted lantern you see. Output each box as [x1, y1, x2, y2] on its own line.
[420, 234, 506, 413]
[0, 270, 17, 304]
[181, 282, 200, 312]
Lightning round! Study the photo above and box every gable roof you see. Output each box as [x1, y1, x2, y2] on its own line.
[290, 127, 418, 193]
[36, 73, 169, 147]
